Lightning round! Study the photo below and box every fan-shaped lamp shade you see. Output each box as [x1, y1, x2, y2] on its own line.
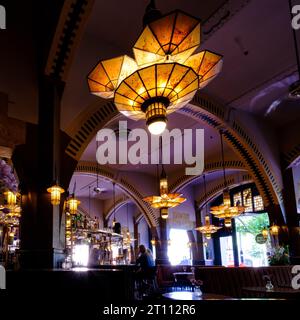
[210, 190, 244, 228]
[87, 10, 223, 134]
[195, 215, 221, 239]
[133, 10, 201, 66]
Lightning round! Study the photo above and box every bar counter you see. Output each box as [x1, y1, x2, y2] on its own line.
[6, 267, 135, 300]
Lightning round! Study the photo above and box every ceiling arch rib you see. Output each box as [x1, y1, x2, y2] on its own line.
[65, 92, 284, 221]
[75, 161, 158, 227]
[170, 159, 246, 193]
[195, 172, 253, 208]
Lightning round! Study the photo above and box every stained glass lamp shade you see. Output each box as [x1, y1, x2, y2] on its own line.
[143, 166, 186, 219]
[133, 10, 200, 66]
[210, 189, 244, 227]
[88, 9, 223, 135]
[196, 215, 221, 239]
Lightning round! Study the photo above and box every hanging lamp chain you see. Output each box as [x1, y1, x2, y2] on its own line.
[220, 130, 227, 188]
[143, 0, 162, 26]
[203, 174, 208, 216]
[113, 182, 116, 220]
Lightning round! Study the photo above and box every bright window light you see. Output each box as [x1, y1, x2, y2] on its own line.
[168, 228, 191, 265]
[73, 244, 89, 267]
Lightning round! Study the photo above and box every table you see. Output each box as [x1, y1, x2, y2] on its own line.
[162, 291, 234, 300]
[242, 286, 300, 299]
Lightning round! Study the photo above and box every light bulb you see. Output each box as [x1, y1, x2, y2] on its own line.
[148, 120, 167, 135]
[224, 217, 232, 228]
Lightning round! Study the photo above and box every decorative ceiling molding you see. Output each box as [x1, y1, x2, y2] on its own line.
[195, 173, 253, 208]
[65, 100, 118, 160]
[105, 195, 129, 220]
[170, 159, 246, 193]
[180, 92, 283, 210]
[45, 0, 95, 81]
[65, 91, 283, 220]
[74, 161, 157, 227]
[283, 143, 300, 168]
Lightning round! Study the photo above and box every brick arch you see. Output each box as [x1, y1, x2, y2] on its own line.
[105, 196, 129, 220]
[170, 159, 246, 193]
[283, 143, 300, 168]
[195, 173, 253, 208]
[180, 93, 282, 209]
[74, 161, 157, 228]
[65, 100, 120, 160]
[65, 92, 283, 220]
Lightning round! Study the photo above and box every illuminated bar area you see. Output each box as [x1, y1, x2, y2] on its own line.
[1, 0, 300, 309]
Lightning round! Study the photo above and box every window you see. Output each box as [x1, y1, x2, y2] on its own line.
[168, 229, 191, 265]
[233, 192, 242, 207]
[253, 195, 264, 211]
[235, 213, 270, 267]
[243, 188, 253, 212]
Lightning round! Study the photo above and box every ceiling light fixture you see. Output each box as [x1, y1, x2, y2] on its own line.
[143, 164, 186, 219]
[87, 1, 223, 135]
[196, 175, 221, 239]
[210, 131, 244, 227]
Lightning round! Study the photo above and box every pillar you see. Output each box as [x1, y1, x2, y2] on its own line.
[193, 203, 206, 265]
[133, 217, 139, 260]
[13, 77, 68, 269]
[155, 216, 169, 265]
[282, 168, 300, 264]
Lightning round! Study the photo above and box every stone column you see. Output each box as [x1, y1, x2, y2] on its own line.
[193, 203, 206, 265]
[133, 217, 139, 260]
[155, 216, 170, 265]
[13, 77, 68, 269]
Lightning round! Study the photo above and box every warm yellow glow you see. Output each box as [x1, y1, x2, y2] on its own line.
[7, 205, 22, 218]
[151, 239, 156, 246]
[224, 217, 232, 228]
[87, 55, 137, 98]
[47, 185, 65, 206]
[143, 193, 186, 211]
[148, 120, 167, 135]
[114, 63, 199, 120]
[160, 177, 168, 196]
[88, 10, 222, 134]
[262, 228, 269, 239]
[210, 190, 244, 226]
[161, 208, 169, 219]
[195, 215, 221, 238]
[133, 11, 200, 66]
[184, 50, 223, 88]
[270, 224, 279, 236]
[4, 191, 17, 207]
[223, 190, 231, 207]
[67, 197, 80, 215]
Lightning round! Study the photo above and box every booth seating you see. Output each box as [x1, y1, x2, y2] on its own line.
[157, 265, 294, 298]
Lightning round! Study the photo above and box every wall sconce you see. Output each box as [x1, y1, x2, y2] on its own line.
[4, 191, 17, 207]
[47, 185, 65, 206]
[67, 195, 80, 215]
[262, 228, 269, 239]
[270, 223, 279, 236]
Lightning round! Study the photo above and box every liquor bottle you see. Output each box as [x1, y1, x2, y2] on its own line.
[94, 216, 99, 230]
[76, 215, 81, 229]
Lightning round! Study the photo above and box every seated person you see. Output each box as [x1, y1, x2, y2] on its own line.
[135, 245, 155, 280]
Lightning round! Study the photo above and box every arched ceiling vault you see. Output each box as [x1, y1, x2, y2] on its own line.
[66, 92, 284, 221]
